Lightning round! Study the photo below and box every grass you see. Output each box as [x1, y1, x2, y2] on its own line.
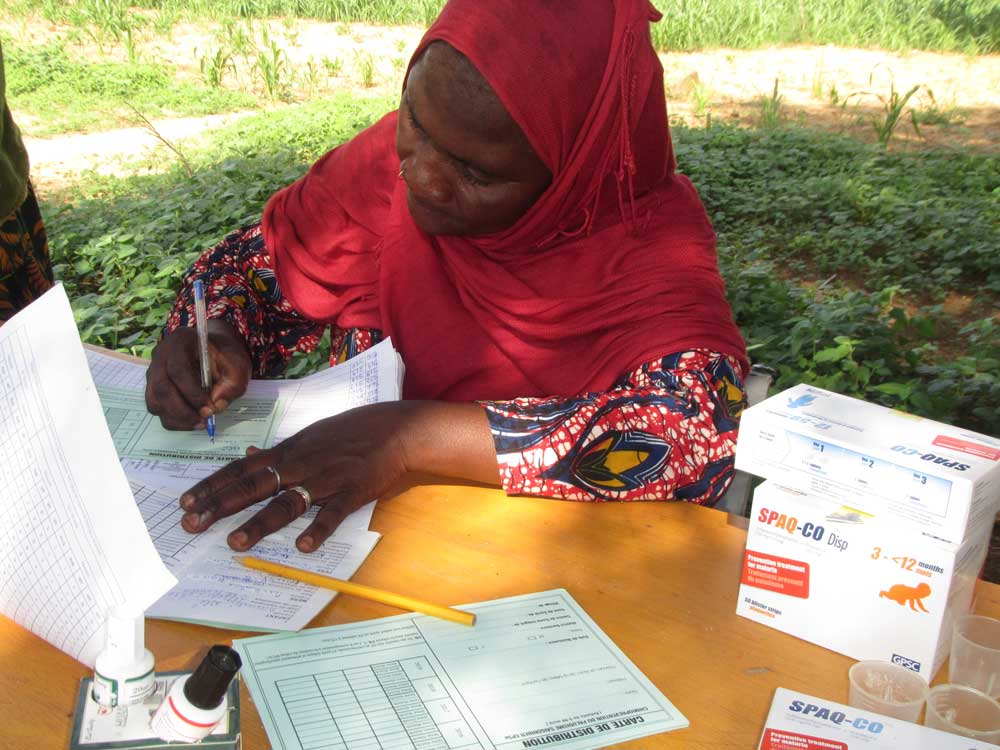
[649, 0, 999, 53]
[4, 0, 998, 53]
[40, 94, 999, 436]
[4, 40, 254, 136]
[842, 72, 924, 147]
[757, 78, 783, 129]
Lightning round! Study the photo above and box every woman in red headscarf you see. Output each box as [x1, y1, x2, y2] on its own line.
[146, 0, 748, 553]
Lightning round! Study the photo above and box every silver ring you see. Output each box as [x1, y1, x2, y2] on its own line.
[265, 466, 282, 495]
[289, 485, 313, 512]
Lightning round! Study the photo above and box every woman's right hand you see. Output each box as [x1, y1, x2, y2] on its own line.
[145, 320, 252, 430]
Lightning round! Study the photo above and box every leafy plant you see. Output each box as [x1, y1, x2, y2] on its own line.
[253, 27, 290, 100]
[321, 55, 343, 77]
[757, 78, 783, 129]
[72, 0, 147, 64]
[217, 18, 257, 59]
[198, 45, 237, 88]
[871, 82, 922, 146]
[151, 6, 180, 37]
[299, 56, 322, 96]
[827, 83, 841, 107]
[844, 71, 922, 147]
[913, 88, 968, 127]
[353, 50, 377, 88]
[689, 81, 712, 122]
[810, 55, 826, 100]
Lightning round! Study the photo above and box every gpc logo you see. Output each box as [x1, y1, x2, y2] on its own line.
[891, 653, 922, 672]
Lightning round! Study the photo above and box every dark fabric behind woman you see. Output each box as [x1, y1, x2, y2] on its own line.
[0, 39, 54, 323]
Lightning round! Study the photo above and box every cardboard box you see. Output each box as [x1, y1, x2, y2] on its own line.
[759, 687, 1000, 749]
[737, 482, 989, 679]
[734, 384, 1000, 544]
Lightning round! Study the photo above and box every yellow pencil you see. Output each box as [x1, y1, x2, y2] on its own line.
[239, 556, 477, 627]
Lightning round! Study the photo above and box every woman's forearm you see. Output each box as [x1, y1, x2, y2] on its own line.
[398, 401, 501, 486]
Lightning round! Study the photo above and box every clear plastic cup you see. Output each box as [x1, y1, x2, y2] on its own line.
[951, 614, 1000, 698]
[848, 660, 929, 722]
[924, 684, 1000, 741]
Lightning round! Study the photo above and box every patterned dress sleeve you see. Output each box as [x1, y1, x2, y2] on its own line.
[481, 350, 748, 505]
[164, 223, 326, 377]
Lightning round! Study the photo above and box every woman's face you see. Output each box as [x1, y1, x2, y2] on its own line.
[396, 43, 552, 237]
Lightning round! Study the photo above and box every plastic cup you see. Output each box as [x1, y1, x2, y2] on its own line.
[951, 614, 1000, 698]
[924, 684, 1000, 741]
[848, 660, 929, 722]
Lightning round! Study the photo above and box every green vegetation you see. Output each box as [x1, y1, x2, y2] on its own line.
[3, 0, 995, 433]
[42, 95, 999, 434]
[757, 79, 784, 130]
[4, 0, 998, 53]
[4, 40, 254, 136]
[683, 127, 999, 297]
[650, 0, 999, 54]
[45, 94, 392, 363]
[842, 76, 923, 147]
[679, 125, 998, 435]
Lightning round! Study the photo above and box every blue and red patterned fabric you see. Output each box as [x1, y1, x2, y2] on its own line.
[166, 0, 750, 505]
[165, 224, 746, 506]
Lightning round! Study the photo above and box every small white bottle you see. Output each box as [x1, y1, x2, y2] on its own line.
[151, 645, 242, 743]
[91, 604, 156, 707]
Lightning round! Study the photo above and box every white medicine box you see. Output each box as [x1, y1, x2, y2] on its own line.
[734, 383, 1000, 544]
[736, 481, 990, 679]
[759, 687, 1000, 749]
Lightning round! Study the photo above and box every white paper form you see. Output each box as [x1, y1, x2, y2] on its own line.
[0, 286, 176, 667]
[130, 478, 381, 631]
[86, 339, 403, 484]
[235, 589, 688, 750]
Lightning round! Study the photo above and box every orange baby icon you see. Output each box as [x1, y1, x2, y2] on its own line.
[879, 582, 931, 612]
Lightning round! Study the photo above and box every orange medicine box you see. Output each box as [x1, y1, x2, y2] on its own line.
[736, 481, 990, 680]
[734, 384, 1000, 545]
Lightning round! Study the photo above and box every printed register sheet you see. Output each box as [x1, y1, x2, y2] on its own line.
[235, 589, 687, 750]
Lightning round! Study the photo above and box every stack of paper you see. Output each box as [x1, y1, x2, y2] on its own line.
[86, 336, 405, 632]
[0, 286, 176, 667]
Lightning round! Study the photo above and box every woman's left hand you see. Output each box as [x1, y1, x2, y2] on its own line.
[178, 400, 498, 552]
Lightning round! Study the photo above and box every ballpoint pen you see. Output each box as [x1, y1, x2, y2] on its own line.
[192, 279, 216, 443]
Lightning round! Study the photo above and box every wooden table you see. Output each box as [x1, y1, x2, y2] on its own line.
[4, 484, 1000, 749]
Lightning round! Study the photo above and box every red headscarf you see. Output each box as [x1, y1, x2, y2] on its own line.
[263, 0, 746, 401]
